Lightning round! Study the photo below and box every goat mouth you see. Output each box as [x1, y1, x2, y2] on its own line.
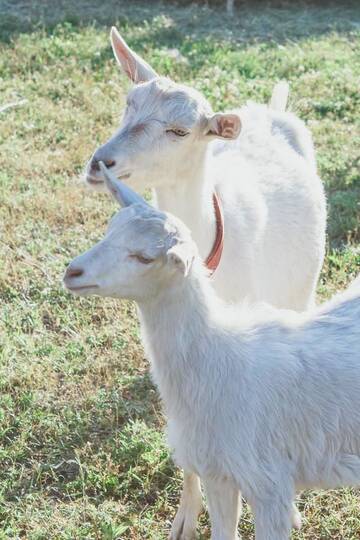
[66, 284, 99, 292]
[87, 172, 132, 184]
[118, 172, 131, 180]
[87, 175, 104, 185]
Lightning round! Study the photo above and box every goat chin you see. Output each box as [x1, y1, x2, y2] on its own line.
[84, 174, 107, 192]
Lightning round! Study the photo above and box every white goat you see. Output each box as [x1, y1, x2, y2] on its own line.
[83, 28, 326, 538]
[85, 28, 326, 311]
[64, 169, 360, 540]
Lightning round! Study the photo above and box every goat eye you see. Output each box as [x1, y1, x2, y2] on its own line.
[129, 254, 154, 265]
[166, 128, 189, 137]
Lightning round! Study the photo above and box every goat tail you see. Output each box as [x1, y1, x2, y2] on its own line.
[269, 81, 289, 112]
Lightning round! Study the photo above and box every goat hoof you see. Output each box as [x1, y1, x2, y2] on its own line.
[169, 533, 196, 540]
[291, 504, 302, 530]
[169, 514, 197, 540]
[169, 523, 197, 540]
[169, 529, 197, 540]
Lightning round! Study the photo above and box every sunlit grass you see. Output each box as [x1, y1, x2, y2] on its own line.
[0, 1, 359, 538]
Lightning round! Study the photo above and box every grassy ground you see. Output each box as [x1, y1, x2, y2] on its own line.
[0, 1, 359, 538]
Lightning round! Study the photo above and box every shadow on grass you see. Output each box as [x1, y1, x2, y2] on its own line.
[2, 370, 176, 507]
[1, 0, 359, 46]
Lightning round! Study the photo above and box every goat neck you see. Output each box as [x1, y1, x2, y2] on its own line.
[137, 261, 217, 411]
[154, 145, 216, 262]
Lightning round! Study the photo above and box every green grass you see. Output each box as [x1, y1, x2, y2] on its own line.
[0, 1, 359, 538]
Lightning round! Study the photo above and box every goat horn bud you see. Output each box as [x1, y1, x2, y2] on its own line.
[99, 161, 147, 208]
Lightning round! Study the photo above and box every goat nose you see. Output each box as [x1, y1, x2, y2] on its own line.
[103, 159, 116, 168]
[65, 266, 84, 279]
[90, 157, 100, 172]
[91, 157, 116, 171]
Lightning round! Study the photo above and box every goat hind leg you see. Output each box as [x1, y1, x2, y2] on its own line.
[169, 471, 203, 540]
[252, 494, 293, 540]
[326, 453, 360, 488]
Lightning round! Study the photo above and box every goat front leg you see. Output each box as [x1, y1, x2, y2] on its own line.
[203, 476, 242, 540]
[169, 471, 203, 540]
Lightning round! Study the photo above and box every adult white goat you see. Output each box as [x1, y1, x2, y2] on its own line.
[84, 28, 326, 538]
[85, 29, 325, 308]
[64, 168, 360, 540]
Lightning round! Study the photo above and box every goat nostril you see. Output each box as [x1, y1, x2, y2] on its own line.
[90, 158, 100, 172]
[104, 159, 116, 169]
[66, 267, 84, 279]
[90, 158, 115, 172]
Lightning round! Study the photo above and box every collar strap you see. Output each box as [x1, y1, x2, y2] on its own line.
[205, 191, 224, 274]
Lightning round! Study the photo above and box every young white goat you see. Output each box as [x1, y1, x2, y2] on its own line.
[64, 168, 360, 540]
[84, 33, 326, 532]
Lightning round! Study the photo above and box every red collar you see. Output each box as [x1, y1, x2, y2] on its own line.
[205, 192, 224, 274]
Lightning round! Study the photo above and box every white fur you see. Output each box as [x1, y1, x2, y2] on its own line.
[64, 201, 360, 540]
[84, 29, 327, 537]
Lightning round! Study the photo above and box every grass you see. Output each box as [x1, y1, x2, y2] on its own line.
[0, 0, 359, 538]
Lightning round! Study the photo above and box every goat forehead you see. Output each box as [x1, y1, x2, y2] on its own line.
[106, 206, 190, 249]
[129, 78, 208, 125]
[107, 206, 169, 239]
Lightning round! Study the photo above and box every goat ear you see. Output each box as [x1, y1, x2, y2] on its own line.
[167, 243, 194, 277]
[110, 27, 158, 84]
[205, 113, 241, 140]
[99, 161, 148, 208]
